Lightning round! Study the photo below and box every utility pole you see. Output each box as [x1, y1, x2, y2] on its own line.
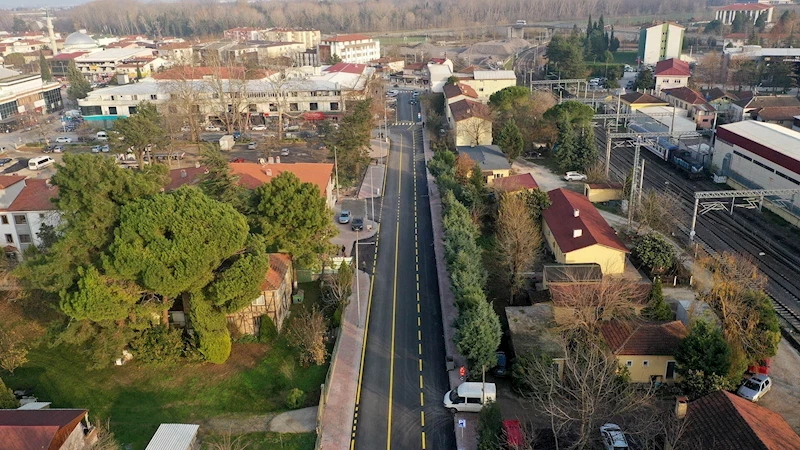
[370, 165, 375, 222]
[605, 123, 612, 177]
[334, 146, 340, 203]
[628, 137, 642, 226]
[355, 229, 361, 327]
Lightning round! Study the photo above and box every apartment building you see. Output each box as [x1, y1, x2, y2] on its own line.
[0, 67, 63, 131]
[259, 28, 321, 49]
[638, 22, 684, 65]
[74, 47, 155, 82]
[0, 176, 59, 259]
[318, 34, 380, 64]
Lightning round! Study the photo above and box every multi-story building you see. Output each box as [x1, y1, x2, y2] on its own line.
[638, 22, 684, 65]
[49, 52, 90, 78]
[654, 58, 690, 92]
[224, 27, 260, 42]
[715, 3, 774, 26]
[259, 28, 321, 50]
[660, 87, 716, 129]
[0, 67, 63, 131]
[74, 47, 155, 82]
[0, 175, 59, 259]
[318, 34, 380, 65]
[155, 42, 194, 64]
[459, 70, 517, 102]
[253, 41, 307, 64]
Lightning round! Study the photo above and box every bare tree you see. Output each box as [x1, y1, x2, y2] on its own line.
[522, 336, 656, 450]
[635, 190, 686, 235]
[90, 420, 122, 450]
[0, 327, 28, 374]
[205, 431, 250, 450]
[322, 260, 353, 310]
[550, 276, 643, 333]
[583, 161, 609, 184]
[694, 52, 724, 89]
[288, 307, 328, 366]
[459, 115, 493, 147]
[159, 66, 206, 142]
[204, 55, 252, 135]
[496, 193, 542, 302]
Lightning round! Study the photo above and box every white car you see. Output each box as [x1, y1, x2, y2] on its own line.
[205, 124, 221, 132]
[280, 148, 290, 156]
[53, 145, 63, 153]
[101, 144, 110, 153]
[600, 423, 629, 450]
[564, 171, 588, 181]
[737, 374, 772, 402]
[251, 124, 267, 131]
[55, 137, 72, 143]
[91, 145, 102, 153]
[248, 141, 257, 150]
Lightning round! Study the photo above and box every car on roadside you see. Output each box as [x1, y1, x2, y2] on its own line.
[338, 210, 351, 224]
[53, 145, 63, 153]
[55, 136, 72, 143]
[101, 144, 110, 153]
[351, 217, 364, 231]
[252, 124, 267, 131]
[0, 158, 12, 167]
[91, 145, 102, 153]
[737, 374, 772, 402]
[248, 141, 257, 150]
[409, 99, 418, 105]
[181, 125, 191, 132]
[564, 171, 587, 181]
[205, 124, 221, 132]
[280, 148, 290, 156]
[493, 351, 508, 377]
[600, 423, 629, 450]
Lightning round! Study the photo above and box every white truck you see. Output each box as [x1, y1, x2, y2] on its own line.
[219, 135, 235, 151]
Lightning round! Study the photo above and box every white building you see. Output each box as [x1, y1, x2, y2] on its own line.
[318, 34, 380, 65]
[713, 121, 800, 217]
[259, 28, 321, 50]
[0, 67, 63, 131]
[460, 70, 517, 102]
[425, 62, 453, 93]
[74, 47, 155, 82]
[0, 176, 59, 258]
[654, 58, 691, 93]
[715, 3, 774, 26]
[638, 23, 685, 65]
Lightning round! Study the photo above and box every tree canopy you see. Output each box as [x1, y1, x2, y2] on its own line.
[67, 60, 92, 100]
[325, 99, 373, 183]
[110, 102, 168, 168]
[546, 34, 587, 79]
[39, 52, 52, 82]
[543, 101, 594, 128]
[488, 86, 530, 111]
[496, 120, 524, 162]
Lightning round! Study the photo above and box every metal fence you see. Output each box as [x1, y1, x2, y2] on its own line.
[313, 306, 346, 449]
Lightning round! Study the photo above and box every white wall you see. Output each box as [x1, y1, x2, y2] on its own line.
[664, 24, 684, 61]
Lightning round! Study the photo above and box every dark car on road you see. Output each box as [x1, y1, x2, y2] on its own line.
[351, 218, 364, 231]
[0, 158, 12, 167]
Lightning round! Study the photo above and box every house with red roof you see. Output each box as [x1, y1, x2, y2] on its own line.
[226, 253, 294, 334]
[541, 188, 629, 275]
[0, 409, 97, 450]
[680, 390, 800, 449]
[660, 86, 717, 129]
[443, 82, 478, 105]
[491, 173, 538, 194]
[0, 176, 59, 259]
[600, 320, 688, 383]
[654, 58, 691, 92]
[448, 99, 493, 146]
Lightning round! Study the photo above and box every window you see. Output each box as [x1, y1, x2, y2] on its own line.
[252, 295, 266, 306]
[18, 234, 31, 244]
[4, 234, 11, 243]
[330, 102, 340, 111]
[109, 106, 117, 115]
[666, 361, 676, 380]
[310, 102, 318, 111]
[289, 103, 299, 111]
[38, 213, 45, 219]
[150, 94, 158, 100]
[466, 397, 482, 404]
[642, 360, 650, 367]
[0, 215, 7, 225]
[626, 360, 633, 368]
[269, 103, 278, 112]
[13, 215, 26, 225]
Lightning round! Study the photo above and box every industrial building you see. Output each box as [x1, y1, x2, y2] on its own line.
[713, 121, 800, 216]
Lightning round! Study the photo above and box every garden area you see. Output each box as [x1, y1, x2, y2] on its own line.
[2, 282, 326, 450]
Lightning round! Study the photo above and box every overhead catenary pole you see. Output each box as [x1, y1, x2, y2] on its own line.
[638, 159, 645, 205]
[334, 146, 340, 203]
[628, 137, 641, 226]
[605, 123, 613, 176]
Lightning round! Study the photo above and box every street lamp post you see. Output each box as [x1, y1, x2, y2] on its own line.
[333, 146, 340, 203]
[355, 229, 361, 327]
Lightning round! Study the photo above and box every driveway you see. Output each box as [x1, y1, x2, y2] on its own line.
[759, 340, 800, 433]
[512, 158, 568, 192]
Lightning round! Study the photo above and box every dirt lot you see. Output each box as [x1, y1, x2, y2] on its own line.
[759, 340, 800, 433]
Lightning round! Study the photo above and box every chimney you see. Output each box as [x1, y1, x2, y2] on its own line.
[275, 156, 280, 164]
[573, 208, 580, 217]
[195, 161, 201, 168]
[258, 157, 266, 165]
[267, 156, 274, 164]
[675, 396, 688, 419]
[573, 229, 582, 238]
[180, 169, 187, 179]
[265, 169, 272, 176]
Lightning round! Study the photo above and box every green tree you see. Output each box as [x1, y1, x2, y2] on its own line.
[632, 232, 675, 272]
[496, 120, 524, 162]
[741, 289, 781, 362]
[12, 17, 27, 33]
[632, 69, 655, 91]
[731, 12, 746, 34]
[704, 20, 722, 34]
[199, 144, 248, 213]
[39, 51, 52, 82]
[765, 61, 797, 93]
[543, 101, 595, 128]
[488, 86, 530, 111]
[67, 59, 92, 100]
[456, 299, 502, 371]
[609, 29, 619, 52]
[327, 53, 342, 64]
[522, 188, 551, 222]
[0, 377, 18, 409]
[477, 400, 503, 450]
[110, 102, 167, 168]
[204, 250, 271, 313]
[190, 295, 232, 364]
[546, 34, 586, 79]
[60, 265, 139, 322]
[575, 125, 597, 171]
[326, 99, 373, 183]
[641, 278, 672, 321]
[754, 13, 767, 32]
[3, 53, 25, 70]
[251, 172, 337, 267]
[555, 118, 579, 171]
[676, 320, 731, 380]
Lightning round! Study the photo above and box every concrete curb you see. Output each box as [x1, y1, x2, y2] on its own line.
[420, 116, 477, 449]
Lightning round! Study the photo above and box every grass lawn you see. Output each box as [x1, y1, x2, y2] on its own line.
[376, 35, 426, 46]
[3, 282, 326, 450]
[613, 51, 639, 65]
[208, 432, 316, 450]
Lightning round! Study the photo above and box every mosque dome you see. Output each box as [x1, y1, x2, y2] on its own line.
[64, 32, 97, 50]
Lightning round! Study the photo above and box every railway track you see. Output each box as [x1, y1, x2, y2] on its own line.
[595, 125, 800, 332]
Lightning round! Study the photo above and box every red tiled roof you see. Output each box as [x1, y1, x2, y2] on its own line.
[542, 188, 628, 253]
[0, 409, 87, 450]
[756, 105, 800, 121]
[684, 391, 800, 450]
[405, 62, 425, 71]
[158, 42, 192, 50]
[600, 320, 687, 355]
[165, 166, 208, 191]
[662, 87, 713, 107]
[0, 175, 25, 189]
[230, 162, 333, 196]
[620, 92, 667, 105]
[324, 62, 367, 74]
[5, 179, 58, 212]
[323, 34, 371, 43]
[51, 52, 88, 61]
[655, 58, 690, 77]
[491, 173, 538, 192]
[717, 3, 772, 11]
[153, 66, 267, 80]
[443, 82, 478, 100]
[429, 57, 447, 64]
[449, 99, 491, 122]
[261, 253, 292, 291]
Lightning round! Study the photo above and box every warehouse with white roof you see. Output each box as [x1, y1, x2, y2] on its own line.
[713, 120, 800, 217]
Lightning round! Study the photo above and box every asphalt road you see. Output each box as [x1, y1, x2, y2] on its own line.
[352, 101, 453, 449]
[395, 91, 421, 125]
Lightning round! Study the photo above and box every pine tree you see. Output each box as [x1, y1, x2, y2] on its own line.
[575, 125, 598, 171]
[641, 278, 672, 321]
[66, 60, 91, 100]
[586, 14, 593, 37]
[39, 51, 51, 82]
[555, 118, 579, 171]
[496, 120, 524, 162]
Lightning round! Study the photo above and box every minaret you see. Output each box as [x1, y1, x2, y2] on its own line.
[47, 9, 58, 56]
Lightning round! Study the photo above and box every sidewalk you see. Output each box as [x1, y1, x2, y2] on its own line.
[358, 163, 385, 200]
[318, 269, 371, 449]
[420, 117, 476, 449]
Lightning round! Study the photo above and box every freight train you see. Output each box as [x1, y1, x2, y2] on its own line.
[626, 122, 705, 180]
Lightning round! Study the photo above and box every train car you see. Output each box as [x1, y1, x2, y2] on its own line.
[627, 122, 674, 161]
[670, 150, 705, 180]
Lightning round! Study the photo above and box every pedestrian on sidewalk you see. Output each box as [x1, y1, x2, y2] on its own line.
[342, 245, 346, 256]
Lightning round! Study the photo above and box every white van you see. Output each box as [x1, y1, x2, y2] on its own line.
[28, 156, 55, 171]
[443, 382, 496, 413]
[96, 131, 109, 141]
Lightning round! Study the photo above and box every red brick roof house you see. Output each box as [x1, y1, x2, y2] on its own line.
[491, 173, 538, 194]
[681, 390, 800, 449]
[447, 99, 493, 146]
[0, 176, 59, 257]
[654, 58, 691, 92]
[661, 87, 716, 129]
[0, 409, 97, 450]
[600, 320, 687, 383]
[620, 92, 669, 113]
[226, 253, 294, 335]
[443, 82, 479, 104]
